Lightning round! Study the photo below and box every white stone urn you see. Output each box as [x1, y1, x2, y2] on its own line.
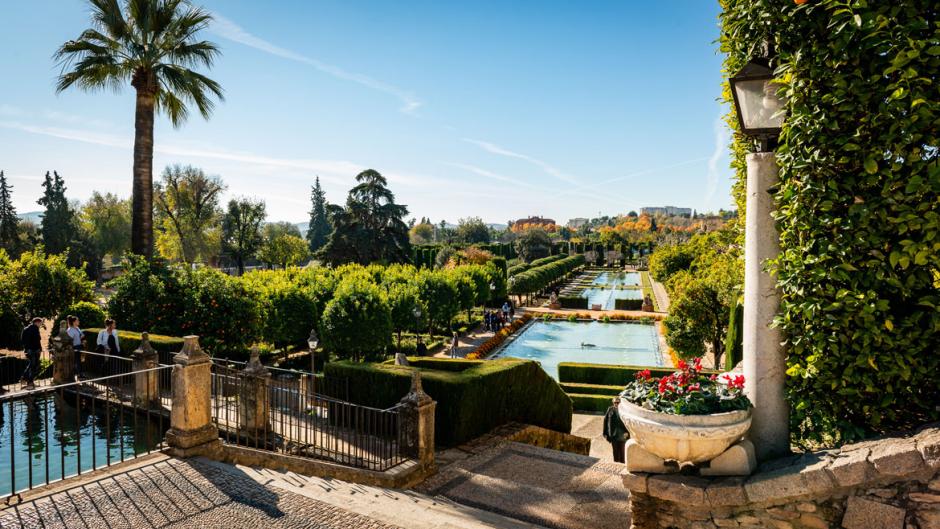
[618, 399, 752, 464]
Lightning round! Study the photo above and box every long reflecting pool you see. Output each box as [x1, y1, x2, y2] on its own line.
[592, 272, 641, 287]
[0, 392, 166, 497]
[581, 287, 643, 310]
[493, 320, 661, 379]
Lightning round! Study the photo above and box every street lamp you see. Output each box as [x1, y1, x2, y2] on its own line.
[413, 307, 423, 336]
[729, 56, 784, 151]
[729, 47, 788, 462]
[307, 328, 319, 394]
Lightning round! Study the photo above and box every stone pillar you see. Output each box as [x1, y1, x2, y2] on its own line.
[166, 336, 220, 456]
[132, 332, 159, 407]
[51, 321, 74, 384]
[238, 347, 274, 444]
[743, 152, 789, 461]
[398, 372, 436, 469]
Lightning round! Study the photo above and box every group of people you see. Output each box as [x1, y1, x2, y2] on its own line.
[17, 315, 121, 389]
[483, 301, 515, 333]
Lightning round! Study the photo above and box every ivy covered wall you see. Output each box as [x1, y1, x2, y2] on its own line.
[719, 0, 939, 445]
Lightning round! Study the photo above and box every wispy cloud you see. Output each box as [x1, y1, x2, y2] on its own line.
[462, 138, 578, 184]
[444, 162, 524, 186]
[210, 13, 421, 114]
[705, 116, 729, 204]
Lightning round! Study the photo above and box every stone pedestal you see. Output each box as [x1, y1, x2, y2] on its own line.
[51, 322, 74, 385]
[132, 332, 160, 408]
[743, 152, 789, 461]
[398, 372, 436, 469]
[238, 347, 276, 445]
[166, 336, 220, 456]
[700, 439, 757, 476]
[641, 295, 654, 312]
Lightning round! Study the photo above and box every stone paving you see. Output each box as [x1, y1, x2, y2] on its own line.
[419, 439, 631, 529]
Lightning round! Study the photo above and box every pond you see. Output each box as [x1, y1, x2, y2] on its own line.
[492, 320, 662, 379]
[581, 287, 643, 310]
[0, 391, 166, 497]
[592, 271, 641, 287]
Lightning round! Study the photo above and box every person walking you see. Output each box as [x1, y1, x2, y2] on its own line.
[450, 332, 459, 358]
[415, 336, 427, 357]
[66, 315, 84, 379]
[603, 397, 630, 463]
[20, 317, 43, 389]
[501, 301, 510, 322]
[96, 319, 121, 355]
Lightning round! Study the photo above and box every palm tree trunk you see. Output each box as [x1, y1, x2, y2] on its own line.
[131, 75, 156, 259]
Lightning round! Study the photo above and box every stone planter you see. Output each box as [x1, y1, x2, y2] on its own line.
[618, 399, 751, 464]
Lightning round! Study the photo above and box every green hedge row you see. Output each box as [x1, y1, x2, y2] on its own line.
[560, 382, 622, 396]
[568, 394, 614, 413]
[323, 357, 572, 447]
[558, 296, 588, 309]
[509, 254, 585, 297]
[82, 328, 184, 364]
[558, 362, 721, 386]
[614, 298, 643, 311]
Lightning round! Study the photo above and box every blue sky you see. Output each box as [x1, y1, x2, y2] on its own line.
[0, 0, 733, 225]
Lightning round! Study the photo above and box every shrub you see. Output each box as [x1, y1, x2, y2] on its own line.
[242, 269, 320, 349]
[320, 277, 391, 361]
[324, 357, 572, 446]
[82, 328, 184, 363]
[558, 296, 588, 309]
[560, 382, 622, 396]
[0, 247, 93, 322]
[614, 298, 643, 311]
[568, 394, 616, 413]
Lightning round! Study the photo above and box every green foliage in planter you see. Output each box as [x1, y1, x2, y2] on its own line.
[323, 357, 572, 447]
[558, 296, 588, 309]
[559, 362, 722, 387]
[613, 298, 643, 311]
[721, 0, 940, 443]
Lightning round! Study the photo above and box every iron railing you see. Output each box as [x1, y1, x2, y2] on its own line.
[210, 363, 405, 471]
[0, 364, 172, 501]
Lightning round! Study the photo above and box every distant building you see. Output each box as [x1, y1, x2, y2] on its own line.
[513, 215, 556, 227]
[567, 218, 589, 229]
[640, 206, 693, 217]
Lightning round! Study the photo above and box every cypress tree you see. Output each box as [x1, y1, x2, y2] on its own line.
[306, 176, 332, 252]
[0, 171, 19, 253]
[37, 171, 75, 254]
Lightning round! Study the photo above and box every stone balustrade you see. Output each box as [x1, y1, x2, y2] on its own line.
[622, 424, 940, 528]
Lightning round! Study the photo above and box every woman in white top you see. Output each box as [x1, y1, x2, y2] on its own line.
[66, 315, 83, 378]
[96, 319, 121, 355]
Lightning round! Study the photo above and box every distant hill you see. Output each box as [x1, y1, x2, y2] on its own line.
[17, 211, 42, 224]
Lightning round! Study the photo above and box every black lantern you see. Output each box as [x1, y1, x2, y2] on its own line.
[729, 57, 783, 150]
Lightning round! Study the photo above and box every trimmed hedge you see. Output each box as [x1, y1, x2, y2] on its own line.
[568, 393, 615, 413]
[324, 357, 572, 447]
[560, 382, 622, 396]
[558, 296, 588, 309]
[613, 298, 643, 311]
[83, 328, 184, 364]
[509, 254, 585, 297]
[558, 362, 721, 386]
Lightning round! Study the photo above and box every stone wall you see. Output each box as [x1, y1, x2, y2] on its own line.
[622, 424, 940, 529]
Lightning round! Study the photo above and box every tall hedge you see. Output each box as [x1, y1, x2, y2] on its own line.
[324, 357, 572, 447]
[721, 0, 940, 444]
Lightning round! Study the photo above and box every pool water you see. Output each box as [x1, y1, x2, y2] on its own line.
[592, 272, 640, 287]
[581, 287, 643, 310]
[0, 392, 166, 496]
[494, 320, 662, 379]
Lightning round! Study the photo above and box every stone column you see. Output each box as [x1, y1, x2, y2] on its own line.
[51, 321, 74, 384]
[743, 152, 789, 461]
[398, 372, 436, 469]
[238, 347, 274, 444]
[132, 332, 159, 408]
[166, 336, 220, 456]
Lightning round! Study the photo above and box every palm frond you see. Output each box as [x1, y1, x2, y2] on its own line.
[88, 0, 129, 41]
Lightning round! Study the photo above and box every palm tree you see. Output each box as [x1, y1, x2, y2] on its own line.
[55, 0, 223, 259]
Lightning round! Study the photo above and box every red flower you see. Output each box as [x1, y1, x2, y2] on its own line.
[635, 369, 652, 381]
[677, 360, 688, 370]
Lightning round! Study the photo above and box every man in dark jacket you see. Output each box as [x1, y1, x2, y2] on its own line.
[603, 397, 630, 463]
[21, 317, 43, 389]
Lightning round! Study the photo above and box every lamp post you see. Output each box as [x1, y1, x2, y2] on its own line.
[413, 307, 423, 337]
[307, 328, 319, 395]
[729, 49, 788, 461]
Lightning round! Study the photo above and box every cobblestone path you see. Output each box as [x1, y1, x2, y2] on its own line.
[0, 456, 404, 529]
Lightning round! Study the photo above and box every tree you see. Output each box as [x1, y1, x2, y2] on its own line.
[0, 247, 94, 322]
[0, 171, 19, 255]
[414, 269, 458, 334]
[264, 221, 302, 241]
[386, 281, 422, 352]
[320, 278, 391, 361]
[257, 234, 309, 269]
[455, 217, 490, 244]
[409, 221, 434, 245]
[306, 177, 331, 253]
[37, 171, 75, 255]
[154, 165, 225, 263]
[55, 0, 223, 259]
[514, 227, 552, 263]
[79, 192, 132, 265]
[319, 169, 411, 265]
[222, 198, 266, 275]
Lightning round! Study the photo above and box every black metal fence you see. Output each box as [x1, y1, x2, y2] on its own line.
[209, 363, 405, 471]
[0, 364, 172, 500]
